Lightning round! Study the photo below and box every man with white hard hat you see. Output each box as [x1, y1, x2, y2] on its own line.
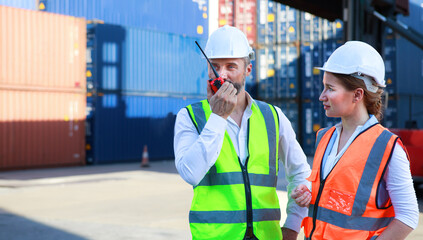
[174, 25, 311, 240]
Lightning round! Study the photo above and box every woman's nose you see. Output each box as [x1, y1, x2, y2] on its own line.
[319, 90, 326, 102]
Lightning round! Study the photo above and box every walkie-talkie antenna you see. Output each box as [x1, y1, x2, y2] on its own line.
[195, 41, 219, 78]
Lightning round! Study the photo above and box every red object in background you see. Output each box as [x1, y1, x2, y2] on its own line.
[390, 129, 423, 181]
[218, 0, 257, 45]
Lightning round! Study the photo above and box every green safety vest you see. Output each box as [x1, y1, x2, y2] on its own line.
[186, 99, 282, 240]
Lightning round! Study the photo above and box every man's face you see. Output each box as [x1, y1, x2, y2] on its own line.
[208, 58, 252, 95]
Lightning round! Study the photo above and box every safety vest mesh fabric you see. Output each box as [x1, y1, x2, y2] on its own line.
[185, 99, 282, 240]
[302, 124, 398, 240]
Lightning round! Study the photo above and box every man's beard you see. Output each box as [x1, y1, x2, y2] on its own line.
[227, 75, 245, 95]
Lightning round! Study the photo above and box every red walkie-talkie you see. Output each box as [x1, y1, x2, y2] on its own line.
[195, 41, 224, 93]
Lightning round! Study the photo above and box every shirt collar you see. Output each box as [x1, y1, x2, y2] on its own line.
[245, 92, 254, 116]
[334, 114, 378, 135]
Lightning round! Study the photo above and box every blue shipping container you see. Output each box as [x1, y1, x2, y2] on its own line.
[301, 42, 322, 99]
[277, 4, 299, 44]
[384, 94, 423, 129]
[86, 94, 203, 164]
[257, 47, 277, 99]
[383, 28, 397, 95]
[40, 0, 208, 38]
[301, 12, 320, 43]
[0, 0, 36, 9]
[87, 23, 208, 96]
[302, 99, 324, 155]
[277, 44, 299, 98]
[269, 99, 299, 134]
[257, 0, 276, 45]
[394, 0, 423, 95]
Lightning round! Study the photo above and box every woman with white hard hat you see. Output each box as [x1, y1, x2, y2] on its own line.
[291, 41, 419, 239]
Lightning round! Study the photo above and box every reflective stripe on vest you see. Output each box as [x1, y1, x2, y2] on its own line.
[306, 125, 397, 239]
[186, 99, 281, 240]
[190, 208, 281, 223]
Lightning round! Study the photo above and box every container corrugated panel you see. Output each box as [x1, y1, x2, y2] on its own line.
[218, 0, 234, 27]
[41, 0, 208, 38]
[0, 6, 86, 170]
[257, 0, 276, 45]
[245, 53, 258, 98]
[0, 0, 36, 10]
[277, 4, 299, 44]
[271, 99, 299, 134]
[383, 94, 423, 129]
[235, 0, 257, 45]
[88, 23, 208, 96]
[87, 94, 203, 164]
[301, 42, 322, 99]
[302, 99, 324, 155]
[312, 42, 323, 96]
[383, 97, 398, 129]
[396, 0, 423, 95]
[218, 0, 257, 45]
[301, 44, 313, 98]
[301, 12, 321, 43]
[257, 47, 277, 99]
[396, 94, 423, 129]
[383, 28, 397, 95]
[0, 6, 86, 90]
[278, 44, 299, 98]
[334, 20, 343, 39]
[0, 90, 86, 170]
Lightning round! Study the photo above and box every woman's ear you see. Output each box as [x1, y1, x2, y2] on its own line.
[353, 88, 364, 103]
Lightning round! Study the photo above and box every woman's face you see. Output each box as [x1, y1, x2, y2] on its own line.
[319, 72, 355, 118]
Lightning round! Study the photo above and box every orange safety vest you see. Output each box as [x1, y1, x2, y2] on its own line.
[302, 123, 407, 240]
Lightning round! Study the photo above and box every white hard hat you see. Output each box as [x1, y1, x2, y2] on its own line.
[316, 41, 386, 91]
[205, 25, 255, 60]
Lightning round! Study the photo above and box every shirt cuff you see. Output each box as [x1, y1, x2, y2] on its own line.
[204, 113, 227, 134]
[283, 213, 304, 233]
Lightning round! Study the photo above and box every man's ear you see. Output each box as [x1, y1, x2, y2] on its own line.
[245, 63, 252, 76]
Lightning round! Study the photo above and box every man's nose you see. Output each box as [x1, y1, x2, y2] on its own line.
[217, 69, 228, 79]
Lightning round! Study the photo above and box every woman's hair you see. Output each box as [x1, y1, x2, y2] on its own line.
[332, 73, 384, 121]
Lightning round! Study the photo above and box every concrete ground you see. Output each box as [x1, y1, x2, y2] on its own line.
[0, 160, 422, 240]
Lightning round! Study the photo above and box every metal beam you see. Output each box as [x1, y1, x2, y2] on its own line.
[273, 0, 342, 21]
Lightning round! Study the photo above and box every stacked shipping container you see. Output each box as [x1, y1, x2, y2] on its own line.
[39, 0, 209, 38]
[85, 23, 207, 163]
[383, 0, 423, 130]
[37, 0, 210, 164]
[0, 0, 210, 167]
[0, 6, 86, 169]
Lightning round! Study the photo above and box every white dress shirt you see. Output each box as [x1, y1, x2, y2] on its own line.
[174, 94, 311, 232]
[321, 115, 419, 229]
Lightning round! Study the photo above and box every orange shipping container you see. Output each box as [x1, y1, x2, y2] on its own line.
[0, 6, 86, 89]
[0, 6, 86, 170]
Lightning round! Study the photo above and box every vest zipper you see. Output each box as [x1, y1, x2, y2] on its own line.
[239, 157, 254, 235]
[309, 179, 326, 239]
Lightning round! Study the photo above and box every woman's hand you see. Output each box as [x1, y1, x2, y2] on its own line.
[291, 184, 312, 208]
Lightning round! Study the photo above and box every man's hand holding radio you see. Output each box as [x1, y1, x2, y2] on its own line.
[208, 81, 237, 120]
